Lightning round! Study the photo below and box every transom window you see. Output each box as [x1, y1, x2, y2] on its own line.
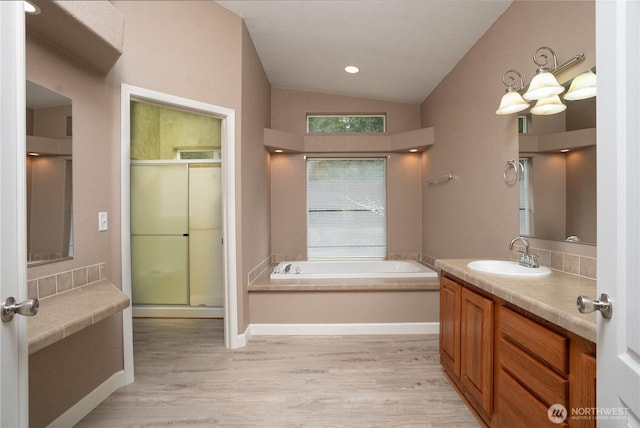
[307, 158, 386, 260]
[306, 114, 386, 133]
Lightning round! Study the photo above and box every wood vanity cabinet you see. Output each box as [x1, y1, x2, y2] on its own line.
[496, 305, 569, 427]
[439, 276, 494, 424]
[439, 274, 596, 428]
[439, 277, 461, 377]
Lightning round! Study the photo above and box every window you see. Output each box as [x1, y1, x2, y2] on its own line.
[519, 158, 533, 235]
[307, 158, 386, 259]
[307, 114, 385, 133]
[177, 149, 219, 160]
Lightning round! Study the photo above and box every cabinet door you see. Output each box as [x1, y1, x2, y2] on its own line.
[440, 277, 461, 377]
[460, 287, 494, 414]
[569, 335, 596, 428]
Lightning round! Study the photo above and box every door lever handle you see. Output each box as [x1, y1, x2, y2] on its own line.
[577, 293, 612, 319]
[1, 297, 39, 323]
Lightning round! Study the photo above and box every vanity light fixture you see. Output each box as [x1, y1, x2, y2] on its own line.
[564, 69, 597, 100]
[496, 70, 530, 115]
[530, 94, 567, 116]
[344, 65, 360, 74]
[523, 47, 566, 101]
[24, 1, 40, 14]
[496, 46, 590, 116]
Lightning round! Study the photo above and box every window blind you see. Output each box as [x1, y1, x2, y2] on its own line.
[519, 158, 533, 235]
[307, 158, 386, 259]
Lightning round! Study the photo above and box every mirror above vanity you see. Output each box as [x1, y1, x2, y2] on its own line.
[26, 81, 73, 265]
[518, 89, 596, 244]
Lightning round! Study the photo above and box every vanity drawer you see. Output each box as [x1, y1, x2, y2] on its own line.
[498, 305, 568, 375]
[497, 368, 568, 427]
[499, 337, 568, 407]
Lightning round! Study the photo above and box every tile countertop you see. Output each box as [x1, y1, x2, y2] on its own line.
[28, 280, 130, 355]
[436, 259, 597, 343]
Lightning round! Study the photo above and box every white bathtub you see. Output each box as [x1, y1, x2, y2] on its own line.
[270, 260, 437, 280]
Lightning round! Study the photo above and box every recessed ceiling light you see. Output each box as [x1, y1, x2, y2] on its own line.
[560, 149, 570, 153]
[344, 66, 360, 74]
[409, 149, 419, 153]
[274, 149, 283, 153]
[28, 152, 40, 156]
[24, 1, 41, 14]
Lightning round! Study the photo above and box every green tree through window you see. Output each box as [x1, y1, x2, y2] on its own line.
[307, 115, 385, 133]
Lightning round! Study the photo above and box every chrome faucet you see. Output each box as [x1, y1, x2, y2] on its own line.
[508, 236, 539, 268]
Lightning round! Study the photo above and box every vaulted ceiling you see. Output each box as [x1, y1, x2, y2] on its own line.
[217, 0, 512, 103]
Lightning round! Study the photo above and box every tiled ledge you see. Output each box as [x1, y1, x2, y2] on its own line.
[27, 262, 106, 299]
[28, 280, 130, 355]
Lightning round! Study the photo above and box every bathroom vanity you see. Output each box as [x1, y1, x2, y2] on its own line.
[436, 259, 596, 428]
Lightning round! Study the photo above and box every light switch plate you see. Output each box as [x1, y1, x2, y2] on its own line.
[98, 212, 108, 231]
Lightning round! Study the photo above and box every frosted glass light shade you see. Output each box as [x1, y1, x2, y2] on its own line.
[564, 70, 597, 100]
[530, 95, 567, 115]
[523, 70, 565, 100]
[496, 90, 530, 115]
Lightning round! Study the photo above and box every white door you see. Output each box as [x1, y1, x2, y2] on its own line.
[0, 1, 29, 426]
[597, 1, 640, 426]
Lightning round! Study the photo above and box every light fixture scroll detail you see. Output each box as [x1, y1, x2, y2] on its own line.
[523, 47, 565, 101]
[496, 70, 530, 115]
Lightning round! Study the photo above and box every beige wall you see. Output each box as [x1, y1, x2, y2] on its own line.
[26, 1, 271, 424]
[270, 88, 423, 259]
[26, 27, 124, 428]
[240, 22, 271, 331]
[566, 145, 597, 243]
[272, 87, 420, 135]
[420, 0, 595, 259]
[29, 316, 122, 428]
[528, 153, 567, 240]
[270, 152, 423, 259]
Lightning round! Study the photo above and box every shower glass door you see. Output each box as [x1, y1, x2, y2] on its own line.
[188, 164, 223, 306]
[131, 164, 189, 305]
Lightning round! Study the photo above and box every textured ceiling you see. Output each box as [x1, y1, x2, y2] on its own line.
[217, 0, 512, 103]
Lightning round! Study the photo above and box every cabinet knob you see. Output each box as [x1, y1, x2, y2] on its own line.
[577, 294, 612, 319]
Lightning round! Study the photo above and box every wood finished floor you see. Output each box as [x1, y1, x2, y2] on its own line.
[76, 318, 478, 427]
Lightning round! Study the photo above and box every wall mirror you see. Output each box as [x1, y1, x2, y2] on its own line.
[517, 87, 596, 244]
[26, 80, 73, 265]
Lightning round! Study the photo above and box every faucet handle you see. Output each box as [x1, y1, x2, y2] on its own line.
[527, 254, 539, 268]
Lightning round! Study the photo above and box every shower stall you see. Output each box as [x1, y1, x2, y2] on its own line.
[129, 100, 223, 316]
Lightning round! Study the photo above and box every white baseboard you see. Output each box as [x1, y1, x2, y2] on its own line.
[249, 322, 439, 336]
[132, 305, 224, 318]
[47, 370, 124, 428]
[233, 324, 251, 348]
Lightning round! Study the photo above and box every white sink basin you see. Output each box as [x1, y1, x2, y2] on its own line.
[467, 260, 551, 277]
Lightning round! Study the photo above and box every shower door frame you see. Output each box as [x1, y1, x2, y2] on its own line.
[120, 84, 240, 387]
[129, 160, 224, 313]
